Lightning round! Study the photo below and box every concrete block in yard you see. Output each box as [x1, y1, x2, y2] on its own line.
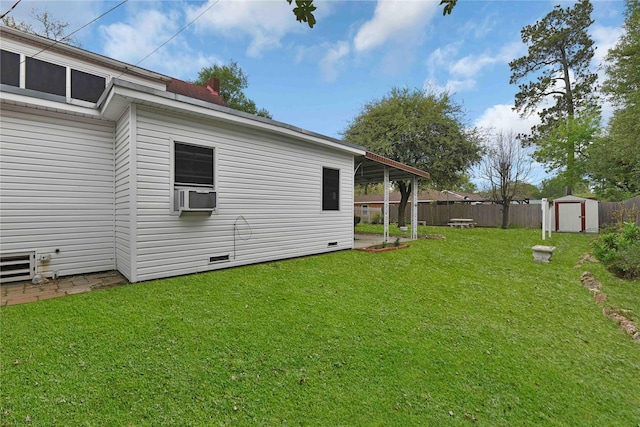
[532, 245, 556, 263]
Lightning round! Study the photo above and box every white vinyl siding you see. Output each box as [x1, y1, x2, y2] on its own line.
[0, 105, 116, 278]
[114, 108, 132, 280]
[133, 107, 354, 281]
[1, 29, 369, 285]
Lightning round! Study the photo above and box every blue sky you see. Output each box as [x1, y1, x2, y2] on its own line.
[1, 0, 625, 186]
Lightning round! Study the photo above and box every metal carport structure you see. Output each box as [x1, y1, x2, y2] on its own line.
[354, 152, 431, 243]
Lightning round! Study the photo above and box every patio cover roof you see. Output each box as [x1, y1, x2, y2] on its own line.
[354, 152, 430, 184]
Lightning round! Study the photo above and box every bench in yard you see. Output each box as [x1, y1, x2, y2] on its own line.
[532, 245, 556, 263]
[447, 218, 476, 229]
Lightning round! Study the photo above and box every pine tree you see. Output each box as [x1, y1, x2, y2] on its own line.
[510, 0, 598, 195]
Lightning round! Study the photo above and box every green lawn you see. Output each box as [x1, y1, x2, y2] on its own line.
[2, 227, 639, 426]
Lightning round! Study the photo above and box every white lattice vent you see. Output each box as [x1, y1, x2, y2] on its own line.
[0, 252, 35, 283]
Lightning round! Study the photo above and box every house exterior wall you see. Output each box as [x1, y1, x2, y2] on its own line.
[1, 28, 367, 284]
[0, 104, 116, 278]
[132, 107, 354, 282]
[114, 107, 133, 280]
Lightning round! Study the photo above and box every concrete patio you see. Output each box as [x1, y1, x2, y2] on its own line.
[1, 270, 127, 306]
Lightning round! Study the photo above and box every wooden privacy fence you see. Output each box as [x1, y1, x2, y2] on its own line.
[355, 196, 640, 229]
[599, 196, 640, 226]
[392, 203, 542, 228]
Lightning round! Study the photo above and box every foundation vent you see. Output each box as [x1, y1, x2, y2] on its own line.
[209, 255, 230, 264]
[1, 252, 35, 283]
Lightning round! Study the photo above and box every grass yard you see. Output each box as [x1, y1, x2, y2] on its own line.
[1, 227, 639, 426]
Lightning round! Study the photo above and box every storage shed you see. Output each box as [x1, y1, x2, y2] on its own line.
[552, 195, 599, 233]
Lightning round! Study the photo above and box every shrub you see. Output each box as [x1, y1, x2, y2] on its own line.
[371, 212, 382, 224]
[592, 222, 640, 280]
[354, 216, 361, 226]
[610, 243, 640, 280]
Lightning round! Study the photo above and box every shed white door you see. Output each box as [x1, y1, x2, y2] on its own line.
[556, 202, 585, 232]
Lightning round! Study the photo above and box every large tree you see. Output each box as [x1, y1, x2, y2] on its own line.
[194, 61, 272, 119]
[342, 87, 482, 227]
[509, 0, 598, 196]
[480, 130, 533, 229]
[587, 0, 640, 200]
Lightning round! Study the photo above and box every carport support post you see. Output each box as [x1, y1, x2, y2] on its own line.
[411, 176, 418, 240]
[541, 198, 548, 240]
[383, 166, 389, 243]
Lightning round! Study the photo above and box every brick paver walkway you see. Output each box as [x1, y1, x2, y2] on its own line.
[1, 271, 127, 306]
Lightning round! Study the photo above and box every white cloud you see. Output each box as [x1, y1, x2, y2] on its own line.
[591, 23, 624, 114]
[450, 41, 522, 79]
[423, 78, 475, 94]
[592, 24, 623, 67]
[424, 41, 522, 94]
[474, 104, 540, 136]
[465, 11, 496, 39]
[319, 41, 350, 82]
[353, 0, 438, 53]
[100, 8, 178, 64]
[99, 8, 220, 79]
[186, 0, 300, 58]
[589, 24, 623, 123]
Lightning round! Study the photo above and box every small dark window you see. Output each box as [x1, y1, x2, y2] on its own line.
[322, 167, 340, 211]
[25, 57, 65, 96]
[175, 143, 214, 187]
[71, 69, 105, 102]
[1, 50, 20, 87]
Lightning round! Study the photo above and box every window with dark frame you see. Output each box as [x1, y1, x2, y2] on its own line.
[1, 50, 20, 87]
[71, 69, 106, 103]
[25, 57, 66, 96]
[175, 142, 214, 188]
[322, 167, 340, 211]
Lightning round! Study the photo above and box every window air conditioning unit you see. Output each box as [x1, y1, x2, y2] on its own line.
[176, 189, 217, 213]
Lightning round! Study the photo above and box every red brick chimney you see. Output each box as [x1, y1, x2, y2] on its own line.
[204, 77, 220, 95]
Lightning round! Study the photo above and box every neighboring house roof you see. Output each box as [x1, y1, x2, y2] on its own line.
[354, 189, 482, 203]
[166, 77, 227, 107]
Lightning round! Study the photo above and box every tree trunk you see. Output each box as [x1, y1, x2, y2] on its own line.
[501, 200, 510, 229]
[562, 50, 575, 196]
[397, 181, 412, 227]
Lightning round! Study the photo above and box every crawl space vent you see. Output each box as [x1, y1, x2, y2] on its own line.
[1, 252, 35, 283]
